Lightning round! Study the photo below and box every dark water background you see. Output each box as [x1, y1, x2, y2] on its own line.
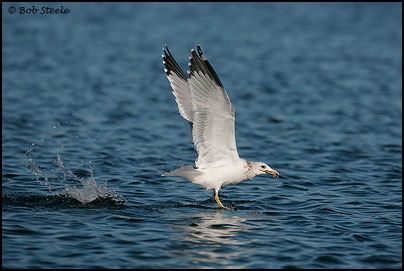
[2, 2, 402, 269]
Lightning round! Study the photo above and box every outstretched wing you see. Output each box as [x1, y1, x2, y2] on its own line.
[162, 45, 239, 169]
[162, 46, 193, 123]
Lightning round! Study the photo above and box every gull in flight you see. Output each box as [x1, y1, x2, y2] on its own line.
[162, 45, 279, 209]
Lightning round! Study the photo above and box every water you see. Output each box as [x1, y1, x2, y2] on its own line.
[2, 2, 402, 268]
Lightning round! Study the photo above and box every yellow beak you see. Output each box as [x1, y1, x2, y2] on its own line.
[265, 169, 279, 178]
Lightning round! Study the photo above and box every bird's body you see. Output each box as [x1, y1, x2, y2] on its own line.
[162, 45, 279, 209]
[164, 158, 248, 191]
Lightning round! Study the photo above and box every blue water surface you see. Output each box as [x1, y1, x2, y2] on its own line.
[2, 2, 402, 269]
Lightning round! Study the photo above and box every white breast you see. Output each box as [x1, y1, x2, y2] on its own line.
[190, 159, 249, 190]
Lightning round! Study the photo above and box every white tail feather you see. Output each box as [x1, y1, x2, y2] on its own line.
[162, 165, 202, 182]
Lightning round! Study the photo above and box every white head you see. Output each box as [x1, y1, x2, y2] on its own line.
[250, 161, 279, 178]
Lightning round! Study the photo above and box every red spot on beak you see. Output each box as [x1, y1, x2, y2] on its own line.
[265, 169, 279, 178]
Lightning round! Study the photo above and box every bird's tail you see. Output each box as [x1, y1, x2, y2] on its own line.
[162, 165, 202, 181]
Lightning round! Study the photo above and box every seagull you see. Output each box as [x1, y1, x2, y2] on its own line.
[162, 45, 279, 209]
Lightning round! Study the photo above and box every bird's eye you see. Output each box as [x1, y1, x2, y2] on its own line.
[261, 165, 266, 169]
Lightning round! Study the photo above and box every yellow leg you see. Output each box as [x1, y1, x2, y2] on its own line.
[214, 190, 229, 209]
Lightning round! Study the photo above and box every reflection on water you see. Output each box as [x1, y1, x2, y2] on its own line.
[169, 211, 250, 268]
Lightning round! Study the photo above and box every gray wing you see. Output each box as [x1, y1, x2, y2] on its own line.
[163, 45, 239, 169]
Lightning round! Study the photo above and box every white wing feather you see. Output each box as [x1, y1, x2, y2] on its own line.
[166, 73, 193, 122]
[162, 46, 240, 169]
[188, 71, 239, 168]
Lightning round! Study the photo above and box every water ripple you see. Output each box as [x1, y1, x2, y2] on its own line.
[3, 2, 402, 269]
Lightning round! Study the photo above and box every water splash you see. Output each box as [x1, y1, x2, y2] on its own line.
[57, 153, 125, 204]
[24, 122, 126, 205]
[24, 139, 54, 193]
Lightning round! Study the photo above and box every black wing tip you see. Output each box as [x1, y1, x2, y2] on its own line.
[162, 46, 171, 76]
[163, 68, 170, 76]
[165, 45, 171, 55]
[197, 44, 203, 58]
[163, 44, 172, 59]
[187, 44, 223, 87]
[162, 45, 188, 81]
